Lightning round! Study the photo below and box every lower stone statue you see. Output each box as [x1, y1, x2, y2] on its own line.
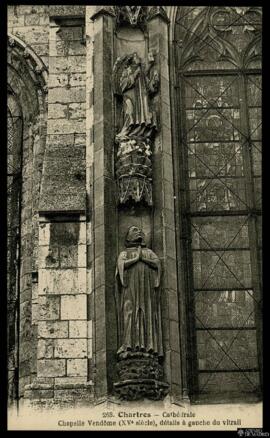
[114, 226, 169, 400]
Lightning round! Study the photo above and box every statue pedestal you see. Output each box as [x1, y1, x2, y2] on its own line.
[114, 351, 169, 401]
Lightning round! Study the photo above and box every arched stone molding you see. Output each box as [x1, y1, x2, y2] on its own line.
[8, 34, 48, 96]
[7, 33, 48, 399]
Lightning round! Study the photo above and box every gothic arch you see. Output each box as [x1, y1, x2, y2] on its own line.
[7, 34, 48, 401]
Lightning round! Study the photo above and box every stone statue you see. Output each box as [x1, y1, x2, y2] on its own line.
[113, 53, 159, 206]
[115, 226, 163, 357]
[114, 52, 159, 142]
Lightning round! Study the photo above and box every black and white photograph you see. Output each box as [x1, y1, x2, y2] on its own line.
[6, 4, 265, 432]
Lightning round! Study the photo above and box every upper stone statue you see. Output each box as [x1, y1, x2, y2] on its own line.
[113, 52, 159, 142]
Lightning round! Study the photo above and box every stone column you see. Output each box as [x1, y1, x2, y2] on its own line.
[147, 7, 186, 403]
[88, 6, 118, 400]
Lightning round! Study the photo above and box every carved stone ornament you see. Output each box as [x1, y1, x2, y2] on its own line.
[8, 37, 16, 47]
[114, 6, 147, 28]
[113, 226, 169, 400]
[147, 6, 169, 23]
[90, 6, 115, 20]
[113, 52, 159, 207]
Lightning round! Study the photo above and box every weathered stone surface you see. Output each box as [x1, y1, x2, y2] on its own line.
[13, 26, 48, 45]
[114, 379, 169, 401]
[61, 295, 87, 320]
[48, 87, 86, 105]
[77, 245, 87, 268]
[24, 14, 41, 26]
[49, 56, 86, 74]
[171, 351, 181, 385]
[49, 72, 86, 88]
[50, 222, 80, 246]
[37, 339, 54, 359]
[59, 246, 78, 268]
[49, 5, 85, 17]
[38, 321, 69, 338]
[39, 246, 60, 268]
[67, 359, 88, 377]
[50, 40, 85, 57]
[88, 339, 93, 359]
[38, 296, 60, 320]
[37, 359, 66, 377]
[69, 321, 87, 338]
[39, 223, 50, 246]
[54, 339, 87, 358]
[170, 320, 180, 353]
[47, 118, 85, 135]
[54, 377, 88, 387]
[39, 145, 86, 213]
[48, 103, 68, 119]
[24, 389, 54, 399]
[46, 133, 86, 148]
[39, 268, 86, 295]
[31, 303, 39, 324]
[47, 101, 86, 120]
[87, 320, 93, 339]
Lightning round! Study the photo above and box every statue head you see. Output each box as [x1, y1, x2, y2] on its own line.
[125, 226, 146, 247]
[132, 52, 141, 65]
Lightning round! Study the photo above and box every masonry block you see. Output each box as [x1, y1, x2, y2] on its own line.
[37, 339, 54, 359]
[61, 295, 87, 320]
[67, 359, 88, 377]
[49, 53, 86, 72]
[69, 321, 87, 338]
[54, 339, 87, 358]
[38, 295, 60, 320]
[39, 223, 50, 246]
[37, 359, 66, 377]
[39, 268, 86, 295]
[38, 321, 69, 338]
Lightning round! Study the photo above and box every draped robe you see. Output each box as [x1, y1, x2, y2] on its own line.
[117, 64, 157, 140]
[115, 246, 163, 356]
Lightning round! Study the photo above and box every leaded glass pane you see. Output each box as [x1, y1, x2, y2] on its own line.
[185, 76, 240, 109]
[197, 329, 258, 370]
[189, 178, 247, 212]
[249, 108, 262, 140]
[188, 143, 244, 178]
[251, 142, 261, 177]
[193, 250, 252, 290]
[195, 290, 255, 328]
[198, 372, 260, 394]
[176, 7, 262, 71]
[247, 76, 262, 107]
[175, 5, 261, 398]
[253, 177, 261, 209]
[191, 217, 249, 249]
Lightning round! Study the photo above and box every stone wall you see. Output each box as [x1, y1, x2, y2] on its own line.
[8, 6, 48, 397]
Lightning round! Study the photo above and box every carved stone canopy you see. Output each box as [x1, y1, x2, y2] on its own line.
[147, 6, 169, 23]
[114, 6, 148, 28]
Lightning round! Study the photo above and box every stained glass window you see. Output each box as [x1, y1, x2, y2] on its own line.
[175, 6, 262, 399]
